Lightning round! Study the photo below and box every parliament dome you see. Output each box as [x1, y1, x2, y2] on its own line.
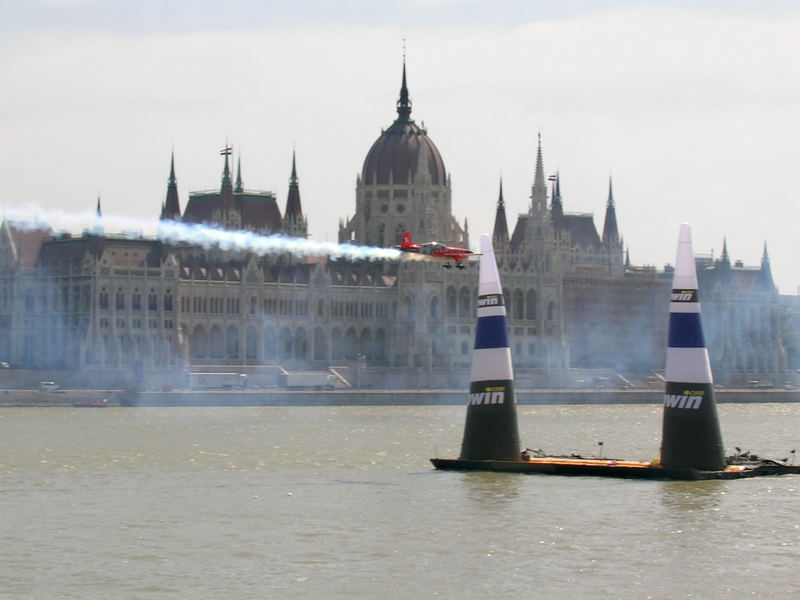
[361, 66, 447, 186]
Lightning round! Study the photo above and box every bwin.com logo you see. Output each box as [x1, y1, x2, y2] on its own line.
[477, 294, 503, 308]
[670, 289, 697, 302]
[664, 390, 704, 409]
[469, 388, 506, 405]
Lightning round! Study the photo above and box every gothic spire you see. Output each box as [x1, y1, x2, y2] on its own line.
[219, 145, 234, 211]
[602, 176, 619, 245]
[285, 150, 303, 218]
[492, 178, 509, 245]
[160, 151, 181, 221]
[96, 195, 102, 218]
[397, 54, 412, 122]
[283, 150, 307, 238]
[531, 132, 547, 213]
[234, 155, 244, 193]
[760, 241, 774, 289]
[720, 237, 730, 267]
[551, 172, 564, 231]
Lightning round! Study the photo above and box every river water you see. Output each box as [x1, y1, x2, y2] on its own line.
[1, 403, 798, 599]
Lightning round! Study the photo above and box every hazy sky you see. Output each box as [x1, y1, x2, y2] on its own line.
[2, 0, 799, 293]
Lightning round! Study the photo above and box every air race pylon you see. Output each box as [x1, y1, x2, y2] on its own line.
[660, 224, 725, 471]
[458, 234, 521, 460]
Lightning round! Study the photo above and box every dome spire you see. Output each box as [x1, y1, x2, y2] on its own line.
[397, 47, 412, 122]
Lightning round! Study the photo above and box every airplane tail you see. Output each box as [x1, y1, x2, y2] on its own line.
[400, 232, 413, 248]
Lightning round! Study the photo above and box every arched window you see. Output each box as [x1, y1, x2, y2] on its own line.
[446, 287, 457, 318]
[279, 327, 292, 359]
[331, 328, 344, 360]
[264, 327, 277, 361]
[513, 289, 524, 320]
[345, 328, 358, 360]
[430, 296, 439, 319]
[458, 287, 471, 318]
[526, 290, 537, 321]
[190, 325, 208, 359]
[360, 328, 372, 359]
[209, 325, 223, 359]
[404, 296, 414, 319]
[246, 326, 258, 361]
[314, 328, 327, 361]
[375, 328, 387, 362]
[294, 328, 307, 360]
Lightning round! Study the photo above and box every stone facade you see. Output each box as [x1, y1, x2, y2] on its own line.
[0, 64, 792, 389]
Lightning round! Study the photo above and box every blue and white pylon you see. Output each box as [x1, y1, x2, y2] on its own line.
[660, 224, 725, 470]
[459, 234, 521, 460]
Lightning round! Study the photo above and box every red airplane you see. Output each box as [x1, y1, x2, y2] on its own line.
[394, 232, 477, 269]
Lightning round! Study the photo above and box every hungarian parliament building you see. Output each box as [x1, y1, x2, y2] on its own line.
[1, 66, 797, 389]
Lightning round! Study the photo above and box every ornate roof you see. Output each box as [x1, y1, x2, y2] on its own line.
[361, 62, 446, 186]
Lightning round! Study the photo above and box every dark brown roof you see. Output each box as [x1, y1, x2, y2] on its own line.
[182, 191, 282, 232]
[5, 224, 52, 267]
[362, 121, 446, 186]
[563, 214, 602, 248]
[37, 235, 164, 268]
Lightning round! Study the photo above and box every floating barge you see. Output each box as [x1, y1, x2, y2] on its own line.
[431, 456, 800, 480]
[431, 229, 799, 481]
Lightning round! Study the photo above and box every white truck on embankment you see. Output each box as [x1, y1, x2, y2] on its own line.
[187, 372, 248, 390]
[279, 369, 346, 390]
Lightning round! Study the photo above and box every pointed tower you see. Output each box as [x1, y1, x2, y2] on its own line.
[602, 177, 619, 245]
[397, 58, 412, 122]
[234, 155, 244, 194]
[492, 178, 509, 248]
[459, 234, 521, 461]
[719, 237, 730, 268]
[660, 224, 725, 471]
[214, 145, 241, 229]
[160, 152, 182, 221]
[93, 195, 104, 236]
[283, 150, 308, 238]
[530, 133, 548, 216]
[551, 172, 564, 233]
[219, 148, 234, 210]
[759, 242, 775, 290]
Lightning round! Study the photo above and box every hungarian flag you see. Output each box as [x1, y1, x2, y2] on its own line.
[548, 174, 557, 182]
[220, 147, 232, 155]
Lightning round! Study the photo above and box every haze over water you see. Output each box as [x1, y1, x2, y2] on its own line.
[1, 404, 798, 599]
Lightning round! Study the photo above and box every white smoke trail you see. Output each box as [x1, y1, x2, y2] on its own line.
[2, 205, 403, 262]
